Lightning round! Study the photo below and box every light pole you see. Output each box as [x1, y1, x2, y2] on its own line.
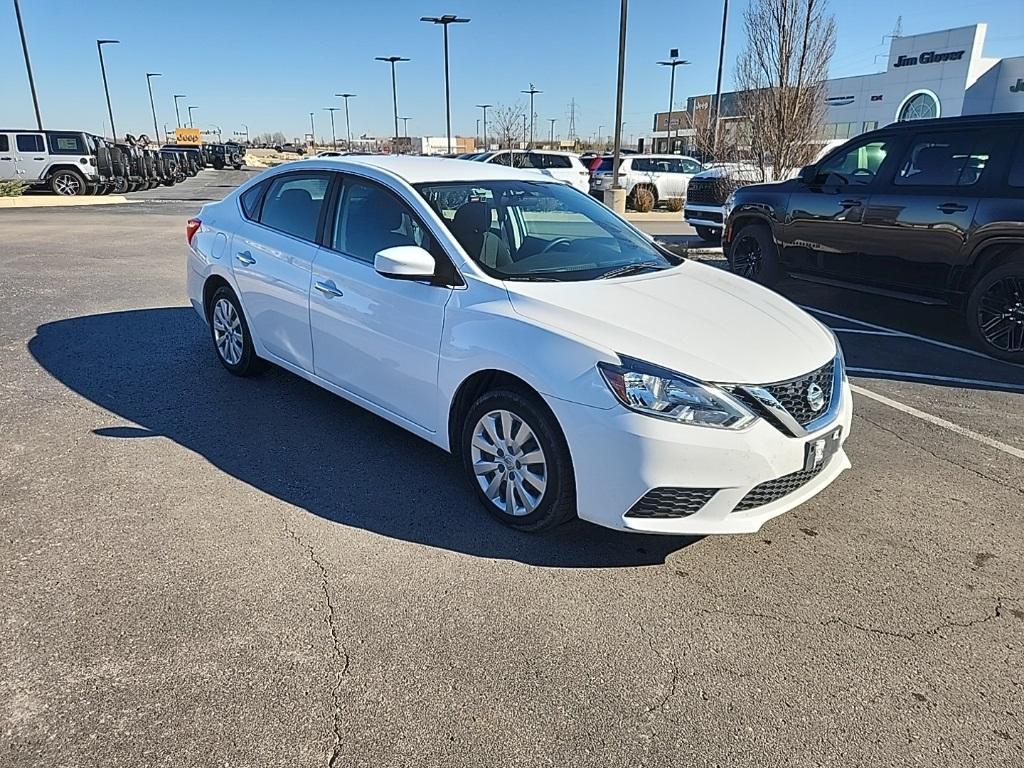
[146, 72, 162, 143]
[13, 0, 43, 130]
[335, 93, 355, 150]
[240, 124, 249, 144]
[96, 39, 120, 140]
[548, 118, 556, 147]
[187, 105, 197, 129]
[610, 0, 628, 210]
[520, 83, 541, 148]
[309, 112, 316, 149]
[173, 94, 186, 128]
[476, 104, 492, 150]
[476, 118, 480, 145]
[400, 116, 411, 138]
[375, 56, 410, 149]
[324, 108, 339, 150]
[210, 124, 222, 141]
[657, 50, 690, 153]
[712, 0, 730, 156]
[598, 125, 603, 149]
[420, 15, 470, 155]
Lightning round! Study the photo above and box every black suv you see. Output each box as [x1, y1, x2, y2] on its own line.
[724, 113, 1024, 363]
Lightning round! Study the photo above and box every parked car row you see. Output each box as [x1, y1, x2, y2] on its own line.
[589, 154, 705, 207]
[0, 129, 247, 196]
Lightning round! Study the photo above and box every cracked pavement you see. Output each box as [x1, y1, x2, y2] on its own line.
[1, 199, 1023, 767]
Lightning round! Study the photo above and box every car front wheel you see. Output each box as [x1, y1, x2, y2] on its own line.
[727, 223, 783, 287]
[461, 389, 576, 532]
[967, 262, 1024, 363]
[208, 287, 266, 376]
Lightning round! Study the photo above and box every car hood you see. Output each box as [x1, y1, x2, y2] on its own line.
[505, 261, 836, 384]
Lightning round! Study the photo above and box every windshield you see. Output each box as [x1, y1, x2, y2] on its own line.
[416, 180, 680, 281]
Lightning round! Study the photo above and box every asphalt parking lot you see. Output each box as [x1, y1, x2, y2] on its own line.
[2, 170, 1022, 768]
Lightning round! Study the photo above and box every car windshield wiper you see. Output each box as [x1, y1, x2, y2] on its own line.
[504, 274, 561, 282]
[597, 262, 669, 280]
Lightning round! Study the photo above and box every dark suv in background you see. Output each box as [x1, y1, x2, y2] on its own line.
[723, 113, 1024, 363]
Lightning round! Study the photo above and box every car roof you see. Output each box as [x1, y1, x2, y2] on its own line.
[303, 154, 557, 184]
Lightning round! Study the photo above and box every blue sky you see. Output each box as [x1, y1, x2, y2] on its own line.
[1, 0, 1021, 142]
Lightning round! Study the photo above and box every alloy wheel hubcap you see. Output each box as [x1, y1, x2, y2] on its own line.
[978, 276, 1024, 352]
[732, 236, 762, 278]
[54, 175, 80, 195]
[212, 298, 244, 365]
[471, 409, 547, 517]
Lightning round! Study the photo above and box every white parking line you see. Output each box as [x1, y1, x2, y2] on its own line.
[851, 384, 1024, 461]
[833, 328, 902, 337]
[849, 367, 1024, 393]
[801, 305, 1020, 365]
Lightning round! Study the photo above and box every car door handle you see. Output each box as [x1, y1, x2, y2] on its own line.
[839, 199, 862, 208]
[314, 280, 344, 299]
[937, 202, 968, 214]
[235, 251, 256, 265]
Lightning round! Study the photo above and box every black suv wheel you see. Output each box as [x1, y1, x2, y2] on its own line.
[727, 223, 783, 287]
[967, 262, 1024, 363]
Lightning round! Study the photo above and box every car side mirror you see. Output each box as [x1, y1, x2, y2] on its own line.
[374, 245, 436, 281]
[797, 165, 818, 184]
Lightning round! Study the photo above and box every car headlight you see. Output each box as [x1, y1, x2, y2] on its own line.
[722, 191, 736, 220]
[598, 356, 756, 429]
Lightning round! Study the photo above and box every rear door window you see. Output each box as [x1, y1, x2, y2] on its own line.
[47, 134, 86, 154]
[894, 131, 992, 187]
[16, 134, 45, 153]
[257, 172, 331, 241]
[1009, 136, 1024, 188]
[0, 135, 8, 152]
[332, 177, 431, 263]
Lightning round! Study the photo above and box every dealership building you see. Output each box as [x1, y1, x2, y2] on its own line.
[649, 23, 1024, 154]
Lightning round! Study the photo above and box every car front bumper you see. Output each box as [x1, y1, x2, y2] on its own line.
[546, 380, 853, 535]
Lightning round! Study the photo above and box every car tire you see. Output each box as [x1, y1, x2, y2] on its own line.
[49, 170, 87, 196]
[695, 226, 721, 243]
[112, 177, 129, 195]
[966, 262, 1024, 363]
[208, 287, 267, 377]
[460, 388, 576, 533]
[727, 222, 784, 287]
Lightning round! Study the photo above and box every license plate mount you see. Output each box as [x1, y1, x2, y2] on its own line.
[804, 426, 842, 472]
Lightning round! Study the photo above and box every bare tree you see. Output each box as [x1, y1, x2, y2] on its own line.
[490, 103, 526, 149]
[734, 0, 836, 180]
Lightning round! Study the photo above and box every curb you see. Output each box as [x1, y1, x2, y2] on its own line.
[0, 195, 130, 209]
[623, 211, 683, 222]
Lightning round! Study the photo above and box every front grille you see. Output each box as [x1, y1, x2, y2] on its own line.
[733, 462, 827, 512]
[685, 177, 738, 205]
[626, 487, 718, 519]
[763, 361, 835, 427]
[685, 208, 723, 223]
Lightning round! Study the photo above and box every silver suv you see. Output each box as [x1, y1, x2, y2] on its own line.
[0, 129, 103, 195]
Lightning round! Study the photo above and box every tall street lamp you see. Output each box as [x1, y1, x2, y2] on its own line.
[712, 0, 730, 156]
[520, 83, 541, 148]
[548, 118, 556, 146]
[336, 93, 356, 150]
[657, 50, 690, 153]
[375, 56, 410, 148]
[476, 103, 491, 150]
[96, 39, 120, 140]
[309, 112, 316, 148]
[420, 14, 470, 155]
[173, 94, 186, 128]
[324, 107, 339, 150]
[187, 105, 197, 129]
[609, 0, 628, 211]
[13, 0, 43, 129]
[145, 72, 162, 144]
[210, 124, 222, 141]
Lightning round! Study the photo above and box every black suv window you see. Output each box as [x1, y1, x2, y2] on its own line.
[16, 134, 45, 153]
[894, 132, 991, 187]
[258, 173, 330, 241]
[47, 133, 86, 154]
[1005, 136, 1024, 188]
[0, 136, 8, 152]
[817, 138, 891, 186]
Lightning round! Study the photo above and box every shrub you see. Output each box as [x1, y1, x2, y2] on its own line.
[631, 187, 655, 213]
[0, 180, 28, 197]
[664, 197, 683, 213]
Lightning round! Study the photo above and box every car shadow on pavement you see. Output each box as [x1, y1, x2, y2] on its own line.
[28, 308, 698, 568]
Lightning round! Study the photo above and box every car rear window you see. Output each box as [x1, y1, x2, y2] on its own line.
[894, 131, 992, 187]
[240, 182, 265, 220]
[0, 135, 8, 152]
[47, 134, 86, 155]
[535, 154, 572, 169]
[595, 157, 614, 172]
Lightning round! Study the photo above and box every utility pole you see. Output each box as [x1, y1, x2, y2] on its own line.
[324, 107, 339, 150]
[522, 114, 528, 148]
[173, 94, 186, 128]
[336, 93, 356, 149]
[309, 112, 315, 149]
[375, 56, 410, 150]
[658, 49, 690, 154]
[187, 105, 197, 129]
[476, 104, 492, 150]
[548, 118, 556, 147]
[420, 15, 470, 155]
[598, 125, 603, 149]
[609, 0, 628, 210]
[13, 0, 43, 130]
[712, 0, 730, 156]
[96, 39, 120, 140]
[476, 118, 480, 145]
[520, 83, 541, 148]
[146, 72, 162, 144]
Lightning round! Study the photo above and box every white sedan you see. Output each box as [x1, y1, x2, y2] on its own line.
[186, 156, 852, 535]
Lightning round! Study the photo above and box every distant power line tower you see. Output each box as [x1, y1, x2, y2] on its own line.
[892, 16, 903, 39]
[567, 98, 577, 142]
